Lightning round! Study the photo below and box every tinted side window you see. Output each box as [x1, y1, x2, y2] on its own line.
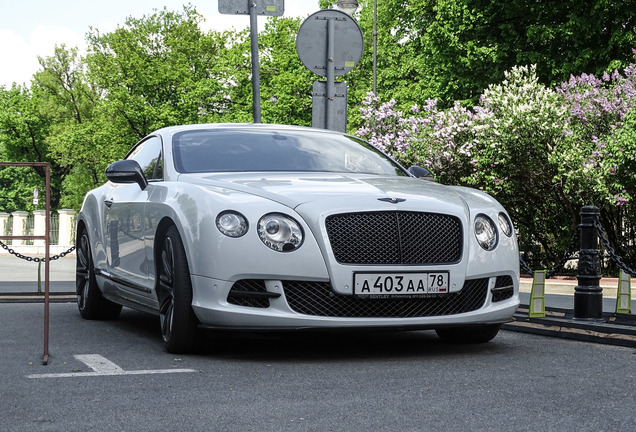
[127, 136, 163, 180]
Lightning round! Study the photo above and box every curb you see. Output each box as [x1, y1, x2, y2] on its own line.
[502, 305, 636, 348]
[0, 292, 75, 303]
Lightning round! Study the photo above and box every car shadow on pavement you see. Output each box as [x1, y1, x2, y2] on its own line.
[194, 328, 511, 362]
[91, 307, 512, 361]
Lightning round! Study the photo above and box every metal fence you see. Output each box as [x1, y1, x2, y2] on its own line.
[1, 211, 73, 246]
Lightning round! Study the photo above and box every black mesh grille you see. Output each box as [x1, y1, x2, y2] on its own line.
[325, 211, 462, 264]
[492, 275, 514, 302]
[227, 280, 270, 308]
[283, 279, 489, 318]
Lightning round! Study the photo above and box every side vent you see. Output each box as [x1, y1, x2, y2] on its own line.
[227, 280, 280, 308]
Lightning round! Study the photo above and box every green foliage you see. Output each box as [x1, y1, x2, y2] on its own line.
[85, 5, 232, 137]
[0, 85, 64, 208]
[345, 0, 636, 116]
[0, 165, 42, 213]
[0, 85, 51, 164]
[258, 18, 314, 126]
[58, 164, 99, 209]
[467, 66, 576, 263]
[32, 45, 109, 207]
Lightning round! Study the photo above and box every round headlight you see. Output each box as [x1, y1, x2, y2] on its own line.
[216, 211, 248, 238]
[474, 214, 498, 251]
[498, 212, 513, 237]
[258, 213, 303, 252]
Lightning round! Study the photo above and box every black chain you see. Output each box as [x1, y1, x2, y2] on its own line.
[594, 220, 636, 277]
[0, 240, 75, 262]
[519, 257, 534, 276]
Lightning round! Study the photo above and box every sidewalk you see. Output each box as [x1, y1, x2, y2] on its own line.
[0, 254, 75, 295]
[512, 275, 635, 347]
[519, 275, 630, 299]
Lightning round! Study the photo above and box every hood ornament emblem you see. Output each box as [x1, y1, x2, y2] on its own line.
[378, 197, 406, 204]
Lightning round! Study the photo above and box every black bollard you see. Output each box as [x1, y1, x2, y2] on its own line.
[574, 206, 603, 319]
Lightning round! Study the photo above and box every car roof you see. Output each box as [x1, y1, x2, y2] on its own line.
[154, 123, 346, 137]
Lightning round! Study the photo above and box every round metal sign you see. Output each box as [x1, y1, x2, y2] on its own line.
[296, 9, 364, 77]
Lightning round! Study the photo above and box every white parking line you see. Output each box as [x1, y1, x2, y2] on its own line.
[26, 354, 198, 379]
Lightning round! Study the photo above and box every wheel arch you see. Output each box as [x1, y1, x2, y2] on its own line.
[75, 219, 91, 267]
[153, 217, 187, 299]
[76, 218, 87, 240]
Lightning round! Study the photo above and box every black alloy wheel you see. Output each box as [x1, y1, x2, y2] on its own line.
[158, 225, 199, 354]
[76, 229, 122, 320]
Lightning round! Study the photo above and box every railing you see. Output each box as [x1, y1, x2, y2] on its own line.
[0, 161, 54, 365]
[521, 205, 634, 318]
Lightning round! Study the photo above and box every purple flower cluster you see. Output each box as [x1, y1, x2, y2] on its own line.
[557, 67, 636, 128]
[614, 192, 629, 206]
[357, 92, 483, 172]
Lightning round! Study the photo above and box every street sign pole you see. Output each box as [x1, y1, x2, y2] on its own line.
[249, 3, 261, 123]
[218, 0, 284, 123]
[296, 10, 363, 132]
[326, 18, 335, 130]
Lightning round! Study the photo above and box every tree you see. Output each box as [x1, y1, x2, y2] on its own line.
[338, 0, 636, 115]
[258, 17, 315, 126]
[0, 85, 61, 209]
[555, 65, 636, 268]
[85, 5, 233, 139]
[32, 45, 110, 208]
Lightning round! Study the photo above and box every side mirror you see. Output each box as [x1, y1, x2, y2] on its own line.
[408, 166, 435, 181]
[105, 160, 148, 190]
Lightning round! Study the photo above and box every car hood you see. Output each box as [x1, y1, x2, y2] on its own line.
[179, 172, 475, 217]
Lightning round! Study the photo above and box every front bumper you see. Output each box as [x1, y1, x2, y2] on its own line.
[190, 274, 519, 330]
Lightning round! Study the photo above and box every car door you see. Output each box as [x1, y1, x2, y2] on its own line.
[104, 136, 163, 295]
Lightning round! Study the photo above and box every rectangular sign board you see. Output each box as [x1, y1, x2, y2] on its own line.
[218, 0, 284, 16]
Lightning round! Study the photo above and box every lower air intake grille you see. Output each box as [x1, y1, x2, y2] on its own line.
[283, 279, 489, 318]
[492, 275, 514, 302]
[227, 280, 270, 308]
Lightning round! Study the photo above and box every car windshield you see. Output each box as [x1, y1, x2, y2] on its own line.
[172, 128, 408, 176]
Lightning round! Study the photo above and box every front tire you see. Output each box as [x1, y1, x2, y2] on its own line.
[76, 229, 122, 320]
[435, 324, 501, 344]
[157, 225, 199, 354]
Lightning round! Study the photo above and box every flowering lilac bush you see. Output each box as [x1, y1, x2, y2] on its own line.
[357, 92, 479, 184]
[356, 63, 636, 270]
[556, 63, 636, 208]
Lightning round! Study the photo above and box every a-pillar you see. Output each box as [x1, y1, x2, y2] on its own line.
[57, 209, 77, 247]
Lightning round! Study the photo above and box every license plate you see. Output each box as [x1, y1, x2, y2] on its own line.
[354, 272, 449, 298]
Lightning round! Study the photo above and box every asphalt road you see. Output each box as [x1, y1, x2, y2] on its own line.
[2, 302, 635, 432]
